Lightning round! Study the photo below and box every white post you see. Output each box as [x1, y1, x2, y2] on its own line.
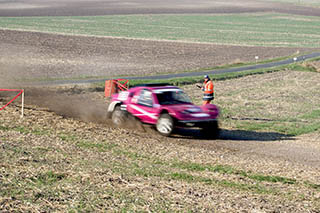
[21, 89, 24, 118]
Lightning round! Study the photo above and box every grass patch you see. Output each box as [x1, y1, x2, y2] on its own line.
[30, 171, 66, 186]
[248, 174, 296, 184]
[287, 63, 318, 72]
[287, 123, 320, 135]
[172, 162, 296, 184]
[59, 133, 78, 142]
[0, 13, 320, 47]
[170, 172, 274, 194]
[234, 119, 320, 136]
[0, 124, 50, 136]
[171, 172, 195, 182]
[0, 125, 10, 131]
[300, 109, 320, 119]
[304, 181, 320, 191]
[76, 140, 118, 152]
[260, 0, 320, 7]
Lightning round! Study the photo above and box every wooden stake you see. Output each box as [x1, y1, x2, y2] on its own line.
[21, 89, 24, 118]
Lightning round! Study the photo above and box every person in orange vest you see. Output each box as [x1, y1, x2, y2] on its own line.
[197, 75, 214, 105]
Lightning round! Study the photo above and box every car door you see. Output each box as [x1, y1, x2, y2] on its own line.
[129, 89, 158, 124]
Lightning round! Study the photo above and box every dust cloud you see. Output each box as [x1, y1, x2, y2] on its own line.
[23, 87, 110, 123]
[0, 63, 109, 124]
[0, 64, 24, 88]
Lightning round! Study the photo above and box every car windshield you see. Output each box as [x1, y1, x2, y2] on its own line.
[156, 90, 192, 105]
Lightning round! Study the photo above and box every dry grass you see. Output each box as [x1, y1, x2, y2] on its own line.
[184, 70, 320, 136]
[1, 70, 320, 212]
[302, 61, 320, 72]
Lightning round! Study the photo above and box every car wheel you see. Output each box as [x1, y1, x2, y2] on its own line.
[111, 106, 127, 126]
[201, 121, 220, 139]
[156, 114, 174, 136]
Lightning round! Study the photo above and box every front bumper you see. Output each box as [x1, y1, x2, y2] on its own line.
[176, 119, 218, 128]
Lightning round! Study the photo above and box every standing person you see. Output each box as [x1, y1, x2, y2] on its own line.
[197, 75, 214, 105]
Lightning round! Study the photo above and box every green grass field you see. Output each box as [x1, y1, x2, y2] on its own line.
[260, 0, 320, 7]
[1, 13, 320, 47]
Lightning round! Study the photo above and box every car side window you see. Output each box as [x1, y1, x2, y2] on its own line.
[129, 92, 135, 98]
[137, 89, 153, 107]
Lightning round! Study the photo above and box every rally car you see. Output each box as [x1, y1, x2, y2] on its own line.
[107, 83, 220, 137]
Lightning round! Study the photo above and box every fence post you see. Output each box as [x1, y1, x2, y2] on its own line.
[20, 89, 24, 118]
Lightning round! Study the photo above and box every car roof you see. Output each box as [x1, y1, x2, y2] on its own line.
[129, 84, 180, 92]
[131, 83, 171, 87]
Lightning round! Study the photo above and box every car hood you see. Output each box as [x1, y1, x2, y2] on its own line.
[164, 103, 219, 117]
[163, 104, 203, 113]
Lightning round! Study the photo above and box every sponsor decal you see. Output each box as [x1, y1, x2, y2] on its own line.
[130, 104, 158, 119]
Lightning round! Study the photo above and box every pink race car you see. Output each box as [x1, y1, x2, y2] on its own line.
[107, 84, 220, 137]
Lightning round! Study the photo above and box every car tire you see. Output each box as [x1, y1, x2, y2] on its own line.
[201, 120, 220, 139]
[156, 113, 174, 137]
[111, 106, 127, 126]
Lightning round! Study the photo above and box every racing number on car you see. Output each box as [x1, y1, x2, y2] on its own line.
[118, 91, 129, 101]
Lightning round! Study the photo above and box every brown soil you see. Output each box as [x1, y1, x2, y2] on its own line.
[0, 29, 317, 84]
[1, 0, 320, 84]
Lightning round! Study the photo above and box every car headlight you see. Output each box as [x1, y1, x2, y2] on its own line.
[180, 110, 190, 114]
